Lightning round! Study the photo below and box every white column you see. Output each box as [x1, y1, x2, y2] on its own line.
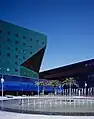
[92, 88, 94, 95]
[75, 88, 76, 96]
[82, 88, 83, 96]
[88, 88, 90, 96]
[92, 88, 93, 96]
[72, 88, 73, 96]
[76, 89, 78, 96]
[67, 89, 68, 96]
[2, 83, 3, 97]
[78, 89, 80, 96]
[65, 89, 67, 96]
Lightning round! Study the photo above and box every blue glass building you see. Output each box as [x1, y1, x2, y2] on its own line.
[0, 20, 47, 95]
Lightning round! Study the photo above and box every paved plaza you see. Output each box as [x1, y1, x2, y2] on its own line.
[0, 111, 94, 119]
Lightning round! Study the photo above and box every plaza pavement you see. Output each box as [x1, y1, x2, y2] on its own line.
[0, 111, 94, 119]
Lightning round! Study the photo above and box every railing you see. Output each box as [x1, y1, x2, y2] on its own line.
[59, 87, 94, 96]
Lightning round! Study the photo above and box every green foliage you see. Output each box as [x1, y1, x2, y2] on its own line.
[49, 80, 60, 87]
[62, 77, 79, 87]
[35, 80, 50, 86]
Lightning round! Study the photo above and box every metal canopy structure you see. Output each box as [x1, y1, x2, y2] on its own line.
[39, 59, 94, 81]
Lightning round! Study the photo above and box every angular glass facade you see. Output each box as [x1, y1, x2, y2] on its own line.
[0, 20, 47, 79]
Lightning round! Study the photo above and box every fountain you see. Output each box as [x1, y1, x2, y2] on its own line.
[0, 95, 94, 116]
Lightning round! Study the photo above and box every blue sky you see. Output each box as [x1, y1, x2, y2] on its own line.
[0, 0, 94, 71]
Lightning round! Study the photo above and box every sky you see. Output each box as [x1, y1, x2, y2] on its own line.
[0, 0, 94, 71]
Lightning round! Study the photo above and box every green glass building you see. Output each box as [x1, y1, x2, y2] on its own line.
[0, 20, 47, 79]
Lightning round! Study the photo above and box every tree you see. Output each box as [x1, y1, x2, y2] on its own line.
[40, 80, 50, 95]
[35, 79, 49, 95]
[49, 80, 60, 95]
[62, 77, 79, 96]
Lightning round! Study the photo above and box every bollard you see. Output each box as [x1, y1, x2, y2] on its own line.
[81, 88, 83, 96]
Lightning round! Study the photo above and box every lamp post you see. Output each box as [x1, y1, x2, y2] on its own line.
[0, 67, 10, 98]
[38, 78, 40, 97]
[1, 77, 4, 97]
[85, 82, 87, 96]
